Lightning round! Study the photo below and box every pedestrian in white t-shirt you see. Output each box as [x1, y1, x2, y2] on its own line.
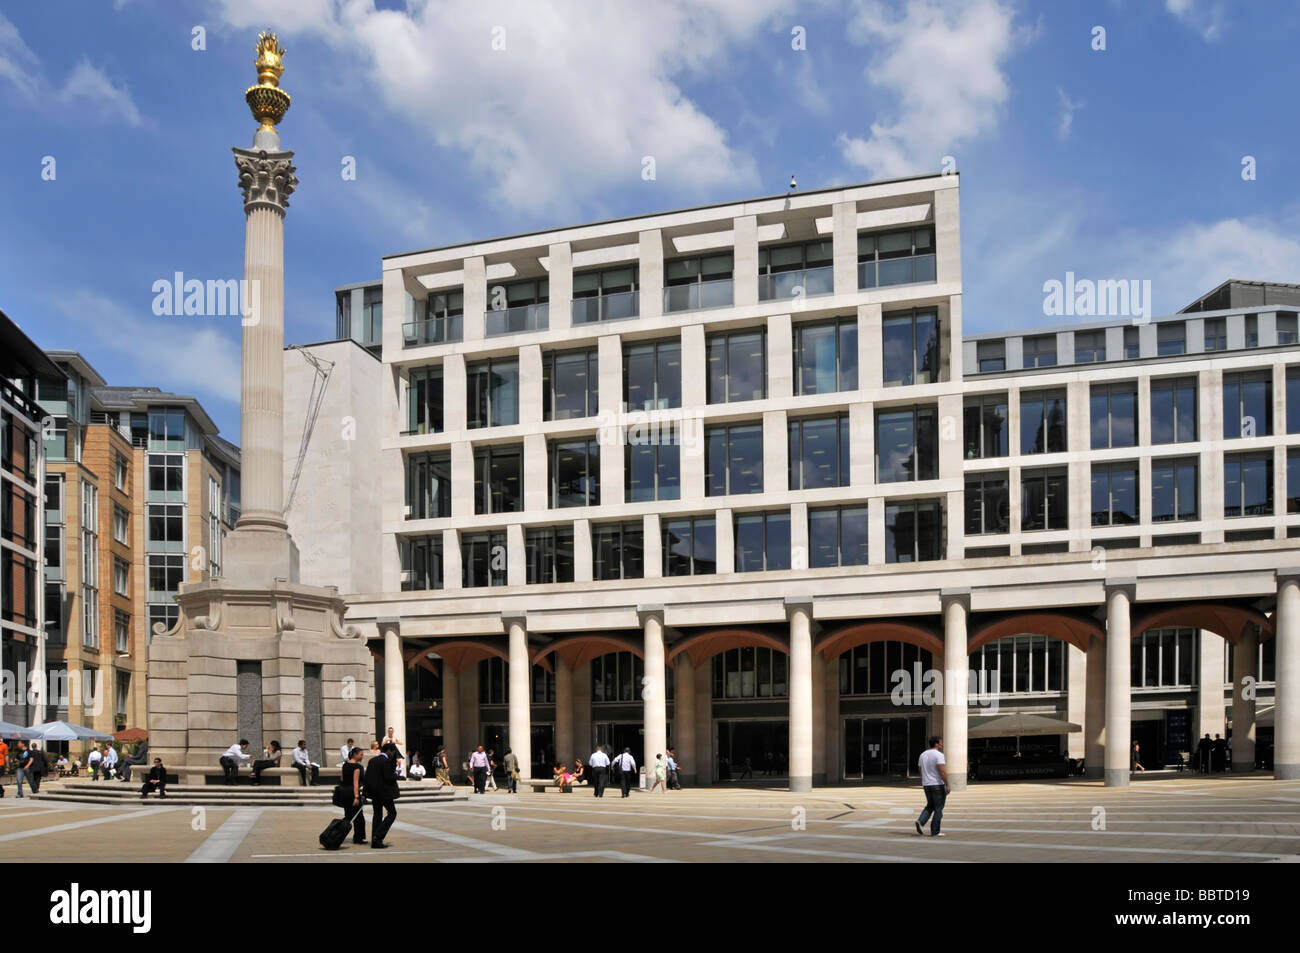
[915, 736, 950, 837]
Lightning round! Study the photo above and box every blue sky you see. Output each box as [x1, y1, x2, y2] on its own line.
[2, 0, 1297, 441]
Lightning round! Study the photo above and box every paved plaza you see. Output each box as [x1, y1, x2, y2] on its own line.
[2, 774, 1298, 863]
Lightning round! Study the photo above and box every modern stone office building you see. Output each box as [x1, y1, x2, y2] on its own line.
[285, 174, 1298, 789]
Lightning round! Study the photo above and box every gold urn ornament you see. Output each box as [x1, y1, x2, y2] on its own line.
[245, 31, 291, 133]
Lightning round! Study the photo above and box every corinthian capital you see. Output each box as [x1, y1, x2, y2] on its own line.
[233, 147, 298, 214]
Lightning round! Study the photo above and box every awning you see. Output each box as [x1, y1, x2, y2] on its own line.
[968, 712, 1081, 738]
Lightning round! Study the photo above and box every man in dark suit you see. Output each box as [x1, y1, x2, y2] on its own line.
[365, 743, 400, 849]
[140, 757, 167, 799]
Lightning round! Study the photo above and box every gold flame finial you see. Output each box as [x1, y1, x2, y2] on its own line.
[245, 30, 291, 134]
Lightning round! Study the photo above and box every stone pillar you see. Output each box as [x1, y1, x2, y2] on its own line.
[555, 655, 573, 765]
[505, 614, 531, 780]
[675, 653, 697, 786]
[824, 653, 841, 784]
[640, 607, 667, 773]
[787, 599, 814, 792]
[1066, 643, 1087, 760]
[441, 664, 460, 779]
[1276, 572, 1300, 780]
[942, 590, 969, 791]
[694, 660, 712, 784]
[380, 619, 406, 750]
[1105, 581, 1134, 786]
[1197, 629, 1227, 741]
[1231, 627, 1257, 772]
[811, 649, 826, 786]
[1084, 634, 1106, 779]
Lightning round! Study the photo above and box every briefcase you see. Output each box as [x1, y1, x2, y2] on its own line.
[320, 806, 365, 850]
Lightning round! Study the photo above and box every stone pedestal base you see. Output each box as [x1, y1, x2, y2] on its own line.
[147, 579, 372, 769]
[221, 526, 300, 586]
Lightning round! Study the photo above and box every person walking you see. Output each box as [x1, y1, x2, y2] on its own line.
[220, 739, 251, 784]
[435, 746, 453, 789]
[14, 742, 33, 798]
[588, 746, 610, 797]
[503, 748, 519, 794]
[139, 757, 168, 799]
[1131, 740, 1145, 773]
[665, 748, 681, 790]
[340, 746, 367, 845]
[1212, 734, 1227, 773]
[364, 743, 400, 849]
[484, 749, 498, 792]
[614, 748, 637, 798]
[915, 736, 949, 837]
[469, 745, 490, 794]
[1196, 733, 1211, 773]
[251, 740, 283, 784]
[27, 743, 46, 794]
[293, 740, 320, 786]
[87, 744, 102, 781]
[0, 737, 6, 796]
[651, 754, 667, 793]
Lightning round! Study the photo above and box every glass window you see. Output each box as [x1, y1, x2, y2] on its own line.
[407, 289, 464, 346]
[625, 423, 681, 502]
[467, 359, 520, 429]
[1288, 450, 1300, 514]
[793, 318, 857, 394]
[1091, 463, 1139, 526]
[789, 415, 849, 490]
[1151, 458, 1198, 522]
[1278, 313, 1298, 346]
[707, 330, 766, 403]
[112, 504, 129, 545]
[1022, 468, 1068, 531]
[885, 499, 943, 563]
[857, 226, 935, 288]
[1090, 382, 1137, 449]
[624, 340, 681, 411]
[1123, 327, 1139, 359]
[463, 531, 508, 587]
[734, 511, 791, 572]
[706, 424, 764, 496]
[1074, 330, 1105, 363]
[146, 503, 184, 550]
[1203, 318, 1226, 352]
[526, 526, 575, 584]
[543, 350, 598, 421]
[965, 473, 1010, 535]
[1156, 323, 1185, 356]
[1288, 368, 1300, 435]
[664, 253, 734, 312]
[1245, 314, 1259, 348]
[964, 393, 1008, 459]
[759, 240, 833, 300]
[882, 310, 939, 387]
[407, 451, 451, 519]
[875, 405, 937, 482]
[1023, 335, 1057, 368]
[1131, 628, 1198, 688]
[406, 366, 443, 435]
[146, 553, 182, 596]
[592, 521, 644, 580]
[147, 408, 186, 451]
[1222, 371, 1272, 438]
[808, 506, 868, 568]
[1020, 389, 1067, 454]
[473, 445, 522, 514]
[1224, 452, 1273, 517]
[401, 535, 443, 591]
[486, 278, 549, 336]
[663, 517, 716, 576]
[147, 454, 184, 499]
[549, 438, 600, 507]
[572, 265, 639, 324]
[976, 340, 1005, 372]
[1150, 377, 1197, 444]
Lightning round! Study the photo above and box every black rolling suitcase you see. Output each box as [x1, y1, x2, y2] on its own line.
[320, 806, 365, 850]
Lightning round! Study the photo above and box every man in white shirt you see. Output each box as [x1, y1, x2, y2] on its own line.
[340, 738, 354, 767]
[292, 740, 320, 786]
[87, 745, 103, 781]
[220, 739, 251, 785]
[469, 745, 490, 794]
[587, 747, 610, 797]
[101, 744, 119, 779]
[614, 748, 637, 798]
[915, 736, 949, 837]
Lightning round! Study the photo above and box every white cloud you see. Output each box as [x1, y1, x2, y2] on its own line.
[838, 0, 1027, 179]
[0, 12, 40, 99]
[1165, 0, 1226, 42]
[214, 0, 805, 215]
[58, 60, 145, 127]
[1056, 87, 1082, 141]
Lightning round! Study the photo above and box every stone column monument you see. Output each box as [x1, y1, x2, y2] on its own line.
[147, 33, 373, 780]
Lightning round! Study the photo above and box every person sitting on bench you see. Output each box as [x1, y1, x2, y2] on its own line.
[251, 740, 282, 784]
[220, 739, 251, 784]
[140, 757, 167, 799]
[119, 742, 149, 783]
[292, 740, 320, 786]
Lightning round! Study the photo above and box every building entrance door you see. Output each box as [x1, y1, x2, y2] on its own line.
[594, 722, 643, 760]
[842, 716, 928, 780]
[715, 719, 789, 781]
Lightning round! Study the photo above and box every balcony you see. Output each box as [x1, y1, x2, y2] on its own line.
[572, 290, 639, 324]
[759, 265, 834, 302]
[858, 253, 936, 290]
[403, 314, 464, 348]
[486, 302, 549, 337]
[663, 278, 733, 313]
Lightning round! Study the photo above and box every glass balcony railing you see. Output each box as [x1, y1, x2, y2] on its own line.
[403, 315, 464, 347]
[572, 290, 639, 324]
[663, 277, 733, 313]
[858, 254, 936, 290]
[758, 265, 834, 302]
[486, 302, 549, 336]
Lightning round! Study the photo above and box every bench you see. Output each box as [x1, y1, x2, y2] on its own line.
[519, 777, 591, 793]
[160, 765, 346, 786]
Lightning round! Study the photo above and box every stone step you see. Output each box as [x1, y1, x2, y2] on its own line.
[32, 781, 466, 808]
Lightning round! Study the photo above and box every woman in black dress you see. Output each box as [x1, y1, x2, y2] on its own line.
[341, 747, 367, 844]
